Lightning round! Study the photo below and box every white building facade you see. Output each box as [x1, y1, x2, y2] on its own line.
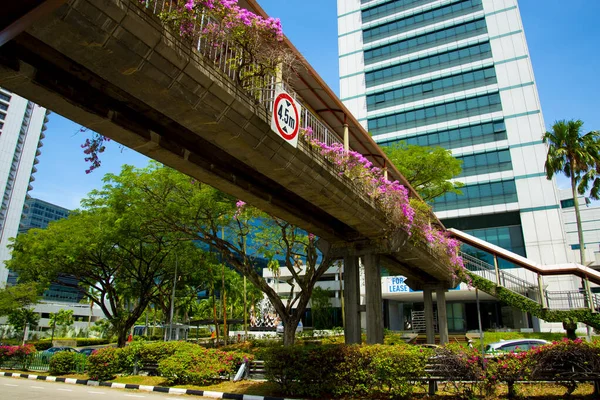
[0, 88, 47, 287]
[337, 0, 578, 332]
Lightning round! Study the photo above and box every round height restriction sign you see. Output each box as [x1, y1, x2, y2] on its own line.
[271, 88, 301, 148]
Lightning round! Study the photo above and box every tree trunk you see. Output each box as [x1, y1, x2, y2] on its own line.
[117, 328, 128, 348]
[563, 321, 578, 340]
[281, 314, 302, 346]
[212, 286, 220, 347]
[572, 174, 586, 265]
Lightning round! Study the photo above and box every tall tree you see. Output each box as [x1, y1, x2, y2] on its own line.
[543, 119, 600, 265]
[7, 203, 210, 347]
[49, 309, 74, 341]
[91, 163, 334, 345]
[0, 283, 41, 316]
[382, 142, 463, 202]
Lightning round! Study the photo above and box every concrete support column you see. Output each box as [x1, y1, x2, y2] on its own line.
[435, 287, 449, 345]
[423, 287, 435, 344]
[363, 254, 383, 344]
[343, 255, 361, 344]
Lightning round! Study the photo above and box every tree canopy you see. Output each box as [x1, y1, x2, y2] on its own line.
[382, 142, 463, 202]
[86, 163, 334, 345]
[543, 119, 600, 265]
[8, 188, 213, 347]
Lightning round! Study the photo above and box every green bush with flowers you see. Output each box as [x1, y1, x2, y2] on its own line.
[0, 344, 36, 369]
[158, 346, 253, 385]
[261, 343, 430, 398]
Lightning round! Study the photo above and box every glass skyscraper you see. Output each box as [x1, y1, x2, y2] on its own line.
[337, 0, 580, 331]
[337, 0, 570, 267]
[0, 87, 48, 286]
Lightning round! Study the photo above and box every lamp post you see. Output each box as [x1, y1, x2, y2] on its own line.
[169, 253, 178, 341]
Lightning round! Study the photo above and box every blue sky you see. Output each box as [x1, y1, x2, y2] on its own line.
[31, 0, 600, 210]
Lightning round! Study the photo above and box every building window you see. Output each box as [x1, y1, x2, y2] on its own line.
[379, 119, 507, 149]
[368, 92, 502, 135]
[364, 19, 487, 64]
[0, 92, 10, 102]
[365, 42, 492, 87]
[456, 149, 512, 177]
[367, 67, 497, 111]
[362, 0, 438, 23]
[560, 198, 575, 208]
[432, 179, 518, 211]
[571, 244, 584, 250]
[363, 0, 484, 43]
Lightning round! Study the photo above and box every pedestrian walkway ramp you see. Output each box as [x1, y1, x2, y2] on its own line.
[450, 229, 600, 330]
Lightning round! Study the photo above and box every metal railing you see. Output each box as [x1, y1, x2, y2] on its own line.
[459, 251, 599, 311]
[136, 0, 343, 149]
[461, 251, 535, 296]
[545, 290, 588, 310]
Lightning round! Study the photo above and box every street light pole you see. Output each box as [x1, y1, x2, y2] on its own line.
[169, 253, 178, 341]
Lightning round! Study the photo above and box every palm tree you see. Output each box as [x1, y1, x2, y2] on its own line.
[543, 119, 600, 265]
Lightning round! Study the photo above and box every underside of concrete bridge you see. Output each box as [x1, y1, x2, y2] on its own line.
[0, 0, 456, 343]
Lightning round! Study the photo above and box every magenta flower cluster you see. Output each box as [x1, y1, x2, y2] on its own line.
[300, 127, 464, 273]
[142, 0, 284, 41]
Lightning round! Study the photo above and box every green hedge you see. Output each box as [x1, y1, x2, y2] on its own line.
[260, 344, 431, 398]
[49, 352, 87, 375]
[86, 341, 252, 383]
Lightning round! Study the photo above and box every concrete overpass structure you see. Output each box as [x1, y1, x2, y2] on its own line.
[0, 0, 457, 344]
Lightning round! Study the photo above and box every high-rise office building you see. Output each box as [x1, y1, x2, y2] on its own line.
[19, 197, 70, 233]
[337, 0, 577, 331]
[0, 87, 48, 287]
[338, 0, 570, 266]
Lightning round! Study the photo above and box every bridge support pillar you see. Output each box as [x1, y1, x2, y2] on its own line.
[423, 287, 435, 344]
[435, 286, 449, 345]
[364, 254, 383, 344]
[343, 255, 361, 344]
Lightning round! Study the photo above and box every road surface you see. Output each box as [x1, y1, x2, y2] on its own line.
[0, 376, 210, 399]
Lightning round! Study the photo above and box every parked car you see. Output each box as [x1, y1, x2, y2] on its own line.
[485, 339, 547, 354]
[40, 346, 78, 362]
[276, 320, 303, 334]
[78, 347, 97, 357]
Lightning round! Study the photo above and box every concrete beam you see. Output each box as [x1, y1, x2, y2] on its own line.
[364, 254, 383, 344]
[343, 255, 361, 344]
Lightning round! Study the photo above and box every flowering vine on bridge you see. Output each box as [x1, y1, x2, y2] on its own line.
[300, 127, 466, 279]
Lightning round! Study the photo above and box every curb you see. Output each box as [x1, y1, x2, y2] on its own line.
[0, 371, 296, 400]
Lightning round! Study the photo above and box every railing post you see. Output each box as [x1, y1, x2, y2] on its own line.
[493, 254, 500, 286]
[343, 123, 349, 152]
[537, 273, 547, 309]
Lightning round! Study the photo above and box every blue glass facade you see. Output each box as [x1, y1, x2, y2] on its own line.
[365, 42, 493, 87]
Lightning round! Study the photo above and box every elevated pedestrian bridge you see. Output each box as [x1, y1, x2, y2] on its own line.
[0, 0, 468, 343]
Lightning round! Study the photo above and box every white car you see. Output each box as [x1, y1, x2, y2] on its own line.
[485, 339, 548, 354]
[276, 320, 303, 334]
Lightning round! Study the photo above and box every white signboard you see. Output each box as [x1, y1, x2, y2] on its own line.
[385, 276, 412, 294]
[271, 87, 301, 148]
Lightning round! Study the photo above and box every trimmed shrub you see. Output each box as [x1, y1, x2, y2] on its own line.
[158, 346, 253, 386]
[49, 351, 87, 375]
[261, 344, 429, 398]
[87, 346, 122, 381]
